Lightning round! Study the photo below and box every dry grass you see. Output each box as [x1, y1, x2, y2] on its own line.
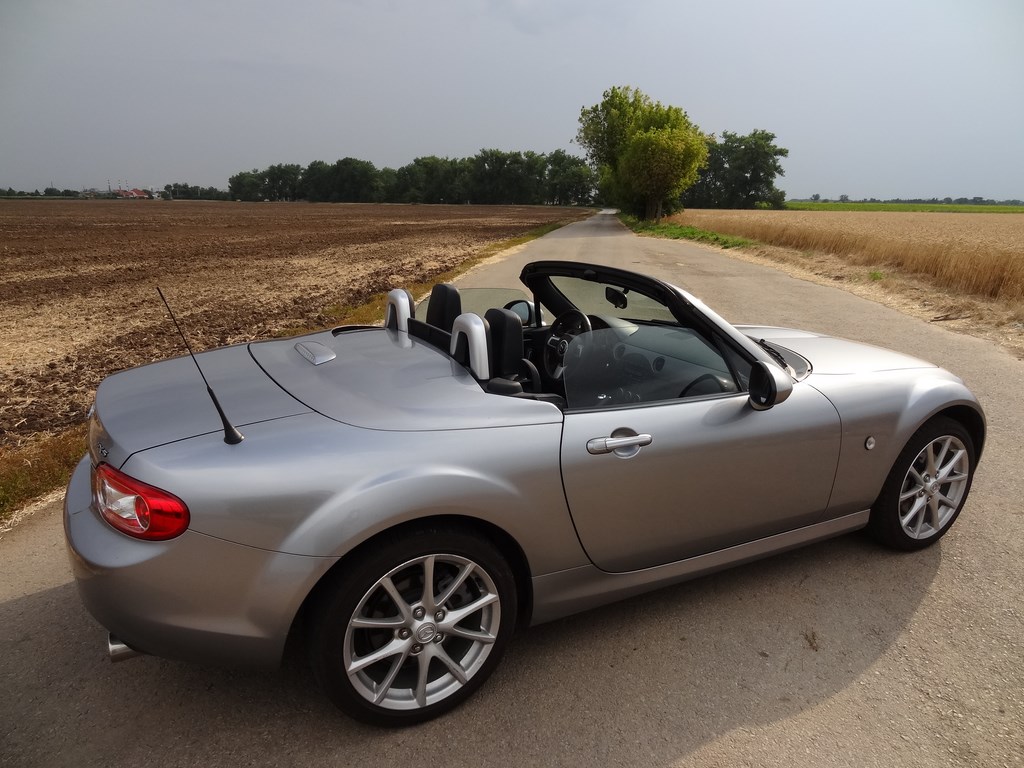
[0, 425, 88, 524]
[671, 210, 1024, 302]
[658, 215, 1024, 359]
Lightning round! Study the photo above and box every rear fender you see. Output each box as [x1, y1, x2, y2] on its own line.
[262, 420, 586, 575]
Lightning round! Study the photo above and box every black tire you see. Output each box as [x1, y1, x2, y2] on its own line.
[308, 526, 517, 726]
[867, 417, 975, 550]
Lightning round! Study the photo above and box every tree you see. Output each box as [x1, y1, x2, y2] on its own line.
[299, 160, 334, 202]
[839, 194, 850, 203]
[576, 85, 707, 218]
[811, 193, 821, 201]
[681, 130, 789, 209]
[228, 170, 263, 201]
[330, 157, 379, 202]
[619, 127, 707, 221]
[545, 149, 596, 206]
[393, 156, 469, 204]
[468, 149, 546, 204]
[261, 164, 302, 201]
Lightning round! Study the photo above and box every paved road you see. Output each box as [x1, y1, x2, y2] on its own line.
[2, 212, 1021, 767]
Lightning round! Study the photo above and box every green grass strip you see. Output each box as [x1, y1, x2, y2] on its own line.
[785, 201, 1024, 214]
[620, 214, 753, 248]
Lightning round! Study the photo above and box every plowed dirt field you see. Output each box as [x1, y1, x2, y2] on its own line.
[0, 200, 586, 448]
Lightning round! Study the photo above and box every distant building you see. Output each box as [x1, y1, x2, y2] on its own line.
[111, 188, 153, 199]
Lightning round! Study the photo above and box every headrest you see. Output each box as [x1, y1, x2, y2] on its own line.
[484, 307, 524, 377]
[425, 283, 462, 333]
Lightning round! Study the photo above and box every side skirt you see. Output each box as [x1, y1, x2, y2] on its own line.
[529, 510, 870, 625]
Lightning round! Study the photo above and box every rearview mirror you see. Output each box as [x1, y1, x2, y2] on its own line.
[748, 361, 793, 411]
[605, 286, 628, 310]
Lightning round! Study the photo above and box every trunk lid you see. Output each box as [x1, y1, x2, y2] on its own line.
[90, 343, 310, 468]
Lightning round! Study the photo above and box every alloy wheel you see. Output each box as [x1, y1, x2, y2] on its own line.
[343, 553, 501, 710]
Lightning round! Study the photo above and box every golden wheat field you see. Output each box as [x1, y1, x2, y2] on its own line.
[671, 210, 1024, 302]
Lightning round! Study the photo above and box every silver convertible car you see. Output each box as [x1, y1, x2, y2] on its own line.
[65, 260, 984, 726]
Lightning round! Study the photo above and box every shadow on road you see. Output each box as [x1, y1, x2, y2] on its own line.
[0, 531, 940, 767]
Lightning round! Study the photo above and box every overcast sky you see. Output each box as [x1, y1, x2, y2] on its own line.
[2, 0, 1021, 200]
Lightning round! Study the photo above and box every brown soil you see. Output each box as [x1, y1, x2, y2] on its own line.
[0, 200, 587, 448]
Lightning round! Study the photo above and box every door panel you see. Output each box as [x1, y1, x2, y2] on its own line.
[560, 385, 841, 572]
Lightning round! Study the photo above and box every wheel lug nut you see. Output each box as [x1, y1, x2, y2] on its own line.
[411, 643, 423, 654]
[413, 607, 425, 620]
[433, 634, 444, 643]
[398, 628, 411, 639]
[434, 610, 445, 621]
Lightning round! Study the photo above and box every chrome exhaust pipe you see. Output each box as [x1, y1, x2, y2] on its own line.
[107, 633, 143, 662]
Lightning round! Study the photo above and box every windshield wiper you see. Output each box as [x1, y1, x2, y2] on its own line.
[756, 338, 789, 369]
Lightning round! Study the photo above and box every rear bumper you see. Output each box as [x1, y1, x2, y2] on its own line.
[63, 457, 336, 667]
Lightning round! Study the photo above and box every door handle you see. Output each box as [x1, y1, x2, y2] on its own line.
[586, 433, 653, 456]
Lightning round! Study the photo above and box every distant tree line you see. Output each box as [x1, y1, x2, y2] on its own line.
[800, 194, 1024, 206]
[4, 187, 83, 197]
[226, 149, 596, 206]
[162, 182, 230, 201]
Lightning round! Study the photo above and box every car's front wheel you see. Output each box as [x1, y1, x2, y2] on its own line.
[868, 417, 975, 550]
[308, 527, 517, 726]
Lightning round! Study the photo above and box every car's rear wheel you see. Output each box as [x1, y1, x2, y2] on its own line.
[309, 527, 516, 726]
[868, 417, 975, 550]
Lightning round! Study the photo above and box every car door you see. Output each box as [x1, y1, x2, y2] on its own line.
[559, 343, 842, 573]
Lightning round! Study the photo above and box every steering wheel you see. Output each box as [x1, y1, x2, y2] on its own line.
[679, 373, 728, 398]
[544, 309, 592, 379]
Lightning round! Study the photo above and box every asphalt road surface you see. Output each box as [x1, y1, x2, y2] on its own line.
[2, 212, 1021, 767]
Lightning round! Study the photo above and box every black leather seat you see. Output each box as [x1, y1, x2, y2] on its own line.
[425, 283, 461, 333]
[484, 308, 540, 395]
[408, 283, 462, 351]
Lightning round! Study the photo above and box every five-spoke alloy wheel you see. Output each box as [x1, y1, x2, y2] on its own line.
[868, 417, 975, 550]
[309, 528, 516, 726]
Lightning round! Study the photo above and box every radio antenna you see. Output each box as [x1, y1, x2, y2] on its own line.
[156, 287, 244, 445]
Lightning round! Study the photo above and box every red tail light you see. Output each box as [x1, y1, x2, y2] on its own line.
[91, 464, 190, 540]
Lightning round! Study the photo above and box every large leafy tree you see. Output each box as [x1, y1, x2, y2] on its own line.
[300, 160, 334, 202]
[682, 130, 788, 209]
[576, 85, 707, 219]
[392, 156, 470, 204]
[330, 157, 379, 202]
[228, 171, 262, 201]
[545, 149, 595, 206]
[619, 127, 707, 221]
[261, 163, 302, 201]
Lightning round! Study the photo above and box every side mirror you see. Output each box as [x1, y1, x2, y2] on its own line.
[504, 299, 535, 326]
[748, 361, 793, 411]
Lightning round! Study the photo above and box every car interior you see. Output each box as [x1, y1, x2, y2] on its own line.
[385, 279, 751, 411]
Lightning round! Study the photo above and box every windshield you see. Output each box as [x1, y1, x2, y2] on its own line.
[550, 276, 677, 324]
